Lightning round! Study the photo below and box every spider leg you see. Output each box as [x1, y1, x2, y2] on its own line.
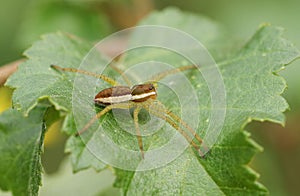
[154, 100, 203, 144]
[165, 108, 203, 144]
[51, 65, 119, 86]
[148, 108, 204, 157]
[75, 102, 132, 136]
[109, 63, 132, 86]
[164, 108, 210, 157]
[148, 65, 197, 83]
[133, 106, 144, 159]
[162, 107, 210, 155]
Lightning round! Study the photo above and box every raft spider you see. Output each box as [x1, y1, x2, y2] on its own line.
[51, 63, 205, 158]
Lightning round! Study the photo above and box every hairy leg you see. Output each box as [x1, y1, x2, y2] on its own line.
[109, 63, 132, 86]
[147, 107, 204, 157]
[51, 65, 119, 86]
[133, 106, 144, 158]
[153, 100, 203, 144]
[75, 102, 132, 136]
[148, 65, 197, 83]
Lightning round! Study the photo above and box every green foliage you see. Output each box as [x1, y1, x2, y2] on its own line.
[113, 9, 300, 195]
[15, 1, 112, 49]
[2, 8, 300, 196]
[0, 107, 47, 196]
[6, 32, 93, 115]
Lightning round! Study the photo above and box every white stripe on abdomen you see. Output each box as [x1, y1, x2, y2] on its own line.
[96, 94, 132, 104]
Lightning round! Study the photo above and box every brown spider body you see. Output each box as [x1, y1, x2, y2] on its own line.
[50, 64, 205, 158]
[94, 84, 157, 106]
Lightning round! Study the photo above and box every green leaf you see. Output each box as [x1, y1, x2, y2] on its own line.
[5, 8, 300, 195]
[0, 106, 47, 196]
[113, 150, 225, 195]
[6, 32, 109, 172]
[64, 114, 106, 172]
[6, 32, 93, 115]
[112, 9, 300, 195]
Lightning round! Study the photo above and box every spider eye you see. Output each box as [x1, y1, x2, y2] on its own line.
[149, 84, 154, 90]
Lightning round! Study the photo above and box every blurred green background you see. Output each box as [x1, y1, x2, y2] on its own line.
[0, 0, 299, 195]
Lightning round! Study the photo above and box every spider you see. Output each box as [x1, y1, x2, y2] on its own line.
[51, 63, 205, 158]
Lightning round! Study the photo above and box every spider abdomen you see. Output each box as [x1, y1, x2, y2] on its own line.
[94, 86, 132, 105]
